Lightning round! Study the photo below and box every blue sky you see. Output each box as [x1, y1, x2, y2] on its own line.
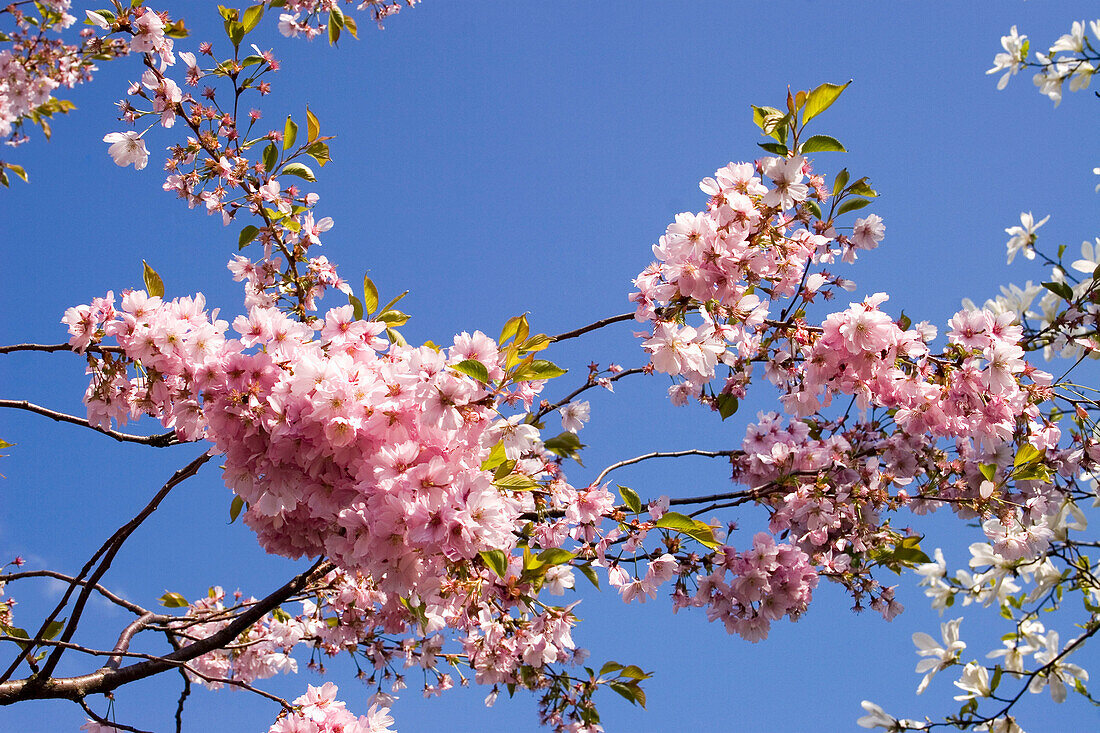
[2, 1, 1100, 731]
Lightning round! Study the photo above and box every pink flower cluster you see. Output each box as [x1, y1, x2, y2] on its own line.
[632, 156, 880, 399]
[176, 586, 305, 687]
[682, 533, 818, 642]
[64, 290, 531, 600]
[0, 1, 118, 144]
[268, 683, 394, 733]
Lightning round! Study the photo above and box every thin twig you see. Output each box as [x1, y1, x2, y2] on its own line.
[0, 399, 179, 447]
[594, 449, 735, 485]
[535, 367, 646, 420]
[0, 570, 159, 618]
[77, 698, 154, 733]
[549, 312, 636, 343]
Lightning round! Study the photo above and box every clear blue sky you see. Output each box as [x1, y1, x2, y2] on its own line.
[2, 2, 1099, 731]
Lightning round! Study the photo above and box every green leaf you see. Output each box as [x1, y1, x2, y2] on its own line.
[803, 80, 851, 124]
[492, 459, 517, 481]
[535, 548, 576, 567]
[229, 495, 245, 523]
[378, 290, 409, 315]
[847, 178, 878, 197]
[511, 359, 567, 382]
[238, 224, 260, 250]
[653, 511, 697, 533]
[1014, 443, 1043, 467]
[159, 592, 190, 608]
[306, 107, 320, 143]
[493, 473, 540, 491]
[328, 10, 341, 44]
[599, 661, 623, 676]
[653, 512, 720, 548]
[241, 4, 264, 33]
[716, 393, 739, 420]
[1042, 280, 1074, 301]
[283, 116, 298, 150]
[41, 619, 66, 641]
[543, 431, 585, 464]
[225, 19, 245, 47]
[281, 162, 316, 182]
[480, 441, 507, 471]
[4, 163, 27, 183]
[832, 168, 850, 196]
[979, 464, 997, 482]
[800, 134, 846, 153]
[898, 311, 912, 331]
[377, 309, 410, 327]
[836, 197, 872, 216]
[500, 314, 530, 345]
[751, 105, 783, 131]
[263, 142, 278, 172]
[577, 562, 600, 589]
[619, 485, 642, 514]
[608, 681, 646, 708]
[518, 333, 552, 353]
[360, 275, 378, 315]
[453, 358, 490, 383]
[344, 15, 359, 38]
[757, 141, 789, 156]
[618, 664, 651, 680]
[805, 199, 822, 219]
[751, 105, 790, 143]
[348, 293, 364, 322]
[479, 549, 509, 579]
[142, 260, 164, 298]
[306, 140, 331, 168]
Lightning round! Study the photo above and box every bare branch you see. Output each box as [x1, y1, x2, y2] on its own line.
[0, 399, 179, 447]
[549, 312, 636, 343]
[0, 570, 159, 618]
[535, 367, 646, 420]
[0, 342, 124, 356]
[594, 448, 735, 485]
[0, 453, 211, 685]
[38, 453, 212, 680]
[77, 698, 155, 733]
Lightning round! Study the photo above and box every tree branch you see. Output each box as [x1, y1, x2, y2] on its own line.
[0, 342, 124, 356]
[0, 570, 161, 618]
[0, 557, 331, 705]
[549, 312, 636, 343]
[594, 449, 735, 485]
[0, 399, 180, 447]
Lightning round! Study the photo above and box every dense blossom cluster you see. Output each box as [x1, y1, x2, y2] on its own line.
[0, 1, 129, 148]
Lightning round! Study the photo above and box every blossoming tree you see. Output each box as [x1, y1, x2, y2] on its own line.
[1, 3, 1099, 732]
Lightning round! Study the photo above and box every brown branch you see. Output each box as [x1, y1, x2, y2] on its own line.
[0, 558, 331, 705]
[549, 312, 636, 343]
[77, 698, 154, 733]
[0, 399, 180, 447]
[594, 449, 735, 485]
[0, 343, 124, 356]
[0, 453, 211, 685]
[37, 453, 213, 681]
[0, 570, 160, 618]
[535, 367, 646, 420]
